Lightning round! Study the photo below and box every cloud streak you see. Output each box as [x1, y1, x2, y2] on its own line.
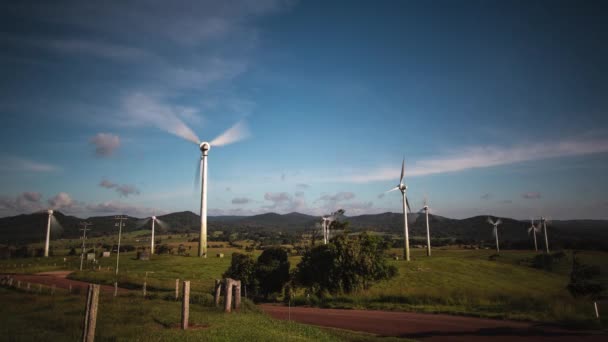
[338, 138, 608, 183]
[0, 157, 59, 172]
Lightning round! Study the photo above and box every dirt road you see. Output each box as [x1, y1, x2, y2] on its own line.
[260, 304, 605, 341]
[3, 271, 123, 294]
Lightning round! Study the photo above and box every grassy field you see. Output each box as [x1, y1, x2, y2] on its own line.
[1, 236, 606, 330]
[0, 287, 407, 341]
[295, 248, 607, 328]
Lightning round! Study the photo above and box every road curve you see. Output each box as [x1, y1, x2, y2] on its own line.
[260, 304, 606, 341]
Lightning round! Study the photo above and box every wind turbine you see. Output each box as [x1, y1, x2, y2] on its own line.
[193, 121, 250, 258]
[320, 216, 330, 244]
[527, 219, 541, 252]
[419, 196, 432, 257]
[41, 209, 63, 258]
[387, 158, 411, 261]
[487, 217, 502, 254]
[324, 209, 344, 243]
[137, 215, 168, 255]
[539, 216, 551, 254]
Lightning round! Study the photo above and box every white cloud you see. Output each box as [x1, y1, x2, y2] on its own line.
[0, 192, 43, 213]
[89, 133, 120, 157]
[48, 192, 75, 210]
[522, 192, 541, 199]
[231, 197, 252, 205]
[0, 156, 59, 172]
[337, 138, 608, 183]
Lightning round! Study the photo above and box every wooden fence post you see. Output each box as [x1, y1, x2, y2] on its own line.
[181, 281, 190, 330]
[224, 278, 233, 313]
[234, 280, 241, 311]
[82, 284, 100, 342]
[214, 279, 222, 307]
[113, 282, 118, 297]
[175, 279, 179, 300]
[142, 282, 147, 297]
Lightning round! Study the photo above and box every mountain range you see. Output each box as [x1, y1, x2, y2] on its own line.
[1, 211, 606, 249]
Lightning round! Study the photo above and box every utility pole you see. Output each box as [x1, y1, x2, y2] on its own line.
[114, 215, 127, 276]
[79, 222, 92, 271]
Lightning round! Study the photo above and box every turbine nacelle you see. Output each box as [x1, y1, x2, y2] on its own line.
[47, 209, 54, 216]
[199, 141, 211, 156]
[152, 215, 156, 221]
[399, 183, 407, 192]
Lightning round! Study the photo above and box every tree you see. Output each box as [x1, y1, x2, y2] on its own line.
[567, 251, 604, 300]
[295, 232, 397, 295]
[223, 253, 257, 296]
[255, 247, 290, 299]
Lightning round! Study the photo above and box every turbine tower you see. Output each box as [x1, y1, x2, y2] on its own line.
[387, 158, 411, 261]
[321, 216, 329, 244]
[193, 121, 250, 258]
[487, 217, 502, 254]
[420, 196, 432, 257]
[44, 209, 53, 258]
[540, 216, 550, 254]
[528, 219, 540, 252]
[151, 216, 157, 255]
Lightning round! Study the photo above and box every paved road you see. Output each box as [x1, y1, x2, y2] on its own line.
[260, 304, 606, 341]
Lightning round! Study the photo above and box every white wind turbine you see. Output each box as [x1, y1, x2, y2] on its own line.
[527, 219, 541, 252]
[387, 158, 412, 261]
[487, 217, 502, 254]
[40, 209, 63, 258]
[137, 215, 168, 255]
[539, 216, 551, 254]
[419, 196, 432, 257]
[324, 209, 344, 243]
[193, 121, 250, 258]
[320, 216, 330, 244]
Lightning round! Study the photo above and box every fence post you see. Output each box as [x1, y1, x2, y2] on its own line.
[595, 301, 600, 319]
[181, 281, 190, 330]
[224, 278, 233, 313]
[234, 280, 241, 310]
[113, 282, 118, 297]
[142, 282, 147, 297]
[82, 284, 100, 342]
[175, 279, 179, 300]
[214, 279, 222, 307]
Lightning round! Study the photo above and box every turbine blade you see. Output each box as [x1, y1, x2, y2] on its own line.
[487, 217, 495, 225]
[210, 120, 251, 147]
[193, 157, 201, 193]
[50, 215, 64, 237]
[136, 218, 151, 229]
[496, 218, 502, 225]
[406, 197, 411, 213]
[386, 186, 400, 193]
[400, 158, 405, 183]
[155, 219, 169, 231]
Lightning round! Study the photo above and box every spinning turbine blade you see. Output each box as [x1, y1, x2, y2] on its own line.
[487, 217, 495, 225]
[136, 218, 151, 229]
[155, 219, 168, 231]
[210, 120, 251, 147]
[400, 158, 405, 183]
[50, 215, 64, 237]
[386, 186, 400, 193]
[194, 157, 202, 192]
[406, 197, 411, 213]
[496, 219, 502, 225]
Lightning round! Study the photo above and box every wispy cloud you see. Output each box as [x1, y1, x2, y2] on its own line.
[337, 138, 608, 183]
[231, 197, 252, 205]
[522, 192, 541, 199]
[99, 179, 140, 197]
[89, 133, 120, 157]
[296, 183, 310, 189]
[0, 157, 59, 172]
[0, 192, 43, 213]
[481, 193, 492, 200]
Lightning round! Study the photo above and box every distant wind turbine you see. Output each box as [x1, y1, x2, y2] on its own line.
[419, 196, 432, 257]
[137, 215, 168, 255]
[539, 216, 551, 254]
[193, 121, 250, 258]
[487, 217, 502, 254]
[387, 158, 411, 261]
[325, 209, 344, 242]
[527, 219, 541, 252]
[320, 216, 330, 244]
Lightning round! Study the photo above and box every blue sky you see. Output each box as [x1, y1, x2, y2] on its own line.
[1, 0, 607, 219]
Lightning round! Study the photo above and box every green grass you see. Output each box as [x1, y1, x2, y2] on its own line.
[2, 239, 606, 329]
[0, 287, 409, 341]
[294, 248, 608, 328]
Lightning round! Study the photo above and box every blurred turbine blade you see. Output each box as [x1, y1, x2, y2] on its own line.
[194, 156, 201, 193]
[386, 186, 400, 193]
[406, 197, 411, 213]
[487, 217, 495, 225]
[50, 215, 64, 237]
[136, 218, 151, 229]
[496, 218, 502, 225]
[400, 158, 405, 183]
[210, 120, 251, 147]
